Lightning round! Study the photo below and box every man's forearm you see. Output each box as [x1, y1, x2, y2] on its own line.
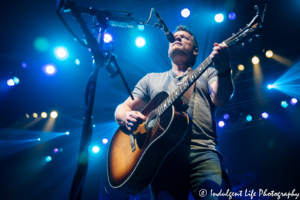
[114, 104, 132, 126]
[210, 74, 234, 107]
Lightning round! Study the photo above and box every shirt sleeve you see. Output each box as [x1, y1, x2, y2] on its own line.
[207, 66, 218, 86]
[132, 74, 151, 103]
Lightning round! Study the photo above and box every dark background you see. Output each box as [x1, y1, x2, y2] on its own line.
[1, 0, 300, 199]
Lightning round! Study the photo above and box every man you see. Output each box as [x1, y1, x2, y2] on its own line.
[114, 25, 234, 199]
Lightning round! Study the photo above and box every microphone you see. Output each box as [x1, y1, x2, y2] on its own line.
[153, 9, 175, 43]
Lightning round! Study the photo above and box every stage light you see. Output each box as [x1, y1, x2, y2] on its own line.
[215, 14, 224, 23]
[93, 124, 96, 127]
[102, 138, 108, 145]
[45, 65, 55, 75]
[267, 84, 274, 89]
[238, 64, 244, 71]
[59, 148, 63, 152]
[65, 131, 70, 135]
[252, 56, 259, 64]
[38, 138, 41, 141]
[281, 101, 288, 108]
[223, 114, 229, 120]
[33, 113, 38, 118]
[138, 25, 145, 31]
[46, 156, 52, 162]
[7, 79, 15, 86]
[13, 77, 20, 84]
[92, 146, 100, 153]
[56, 47, 67, 58]
[266, 50, 273, 58]
[41, 112, 47, 118]
[246, 115, 252, 121]
[34, 37, 50, 52]
[54, 46, 69, 60]
[228, 12, 236, 20]
[104, 33, 112, 43]
[135, 37, 145, 47]
[26, 114, 30, 118]
[50, 111, 58, 118]
[262, 112, 269, 119]
[218, 121, 225, 128]
[22, 62, 27, 68]
[291, 98, 298, 105]
[75, 59, 80, 65]
[181, 8, 190, 18]
[53, 148, 59, 154]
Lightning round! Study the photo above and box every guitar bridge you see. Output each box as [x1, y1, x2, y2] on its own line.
[129, 134, 136, 152]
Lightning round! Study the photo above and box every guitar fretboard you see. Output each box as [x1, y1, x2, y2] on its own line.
[156, 55, 213, 116]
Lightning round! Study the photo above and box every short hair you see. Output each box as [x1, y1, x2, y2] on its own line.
[174, 25, 198, 66]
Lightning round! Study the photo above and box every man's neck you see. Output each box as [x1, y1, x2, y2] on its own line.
[171, 62, 192, 77]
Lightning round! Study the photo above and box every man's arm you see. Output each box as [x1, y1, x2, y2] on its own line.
[115, 96, 147, 131]
[209, 43, 234, 107]
[209, 76, 234, 107]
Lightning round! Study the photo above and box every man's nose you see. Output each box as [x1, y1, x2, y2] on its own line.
[175, 36, 181, 41]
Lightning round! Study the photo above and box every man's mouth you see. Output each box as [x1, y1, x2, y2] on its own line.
[173, 42, 182, 46]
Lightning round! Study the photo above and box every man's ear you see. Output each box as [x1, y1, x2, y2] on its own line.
[193, 48, 199, 56]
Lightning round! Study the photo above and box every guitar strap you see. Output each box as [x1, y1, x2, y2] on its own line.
[166, 68, 196, 111]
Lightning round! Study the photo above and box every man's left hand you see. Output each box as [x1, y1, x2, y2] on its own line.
[210, 43, 230, 74]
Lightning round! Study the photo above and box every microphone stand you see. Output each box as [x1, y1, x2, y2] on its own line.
[56, 2, 172, 199]
[56, 1, 134, 200]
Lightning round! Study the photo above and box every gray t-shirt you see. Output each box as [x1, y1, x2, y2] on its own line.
[132, 67, 221, 156]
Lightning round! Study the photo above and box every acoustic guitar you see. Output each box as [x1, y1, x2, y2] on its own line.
[107, 6, 266, 195]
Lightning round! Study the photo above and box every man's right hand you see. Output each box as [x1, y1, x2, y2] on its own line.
[125, 111, 146, 131]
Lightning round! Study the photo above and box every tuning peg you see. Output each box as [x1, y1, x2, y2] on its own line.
[255, 34, 260, 37]
[241, 43, 245, 47]
[239, 28, 242, 31]
[248, 38, 252, 42]
[232, 33, 235, 36]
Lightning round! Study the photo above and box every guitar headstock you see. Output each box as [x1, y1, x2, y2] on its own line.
[224, 4, 267, 48]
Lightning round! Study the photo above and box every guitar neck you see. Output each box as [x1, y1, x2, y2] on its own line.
[156, 55, 213, 116]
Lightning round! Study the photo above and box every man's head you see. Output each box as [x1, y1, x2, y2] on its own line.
[168, 25, 199, 67]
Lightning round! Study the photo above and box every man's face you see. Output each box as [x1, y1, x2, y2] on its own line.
[168, 30, 196, 63]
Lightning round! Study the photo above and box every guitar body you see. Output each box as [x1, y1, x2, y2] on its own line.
[107, 91, 189, 194]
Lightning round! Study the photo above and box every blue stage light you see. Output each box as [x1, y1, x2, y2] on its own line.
[246, 115, 252, 121]
[223, 114, 229, 120]
[291, 98, 298, 105]
[45, 65, 55, 75]
[135, 37, 145, 47]
[228, 12, 236, 20]
[53, 148, 59, 154]
[102, 138, 108, 145]
[92, 146, 100, 153]
[215, 14, 224, 23]
[75, 59, 80, 65]
[281, 101, 288, 108]
[22, 62, 27, 68]
[13, 77, 20, 84]
[138, 25, 145, 31]
[38, 138, 41, 141]
[267, 84, 274, 89]
[34, 37, 50, 52]
[54, 47, 69, 60]
[181, 8, 190, 18]
[93, 124, 96, 127]
[46, 156, 52, 162]
[104, 33, 113, 43]
[262, 112, 269, 119]
[65, 131, 70, 135]
[218, 121, 225, 128]
[7, 79, 15, 86]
